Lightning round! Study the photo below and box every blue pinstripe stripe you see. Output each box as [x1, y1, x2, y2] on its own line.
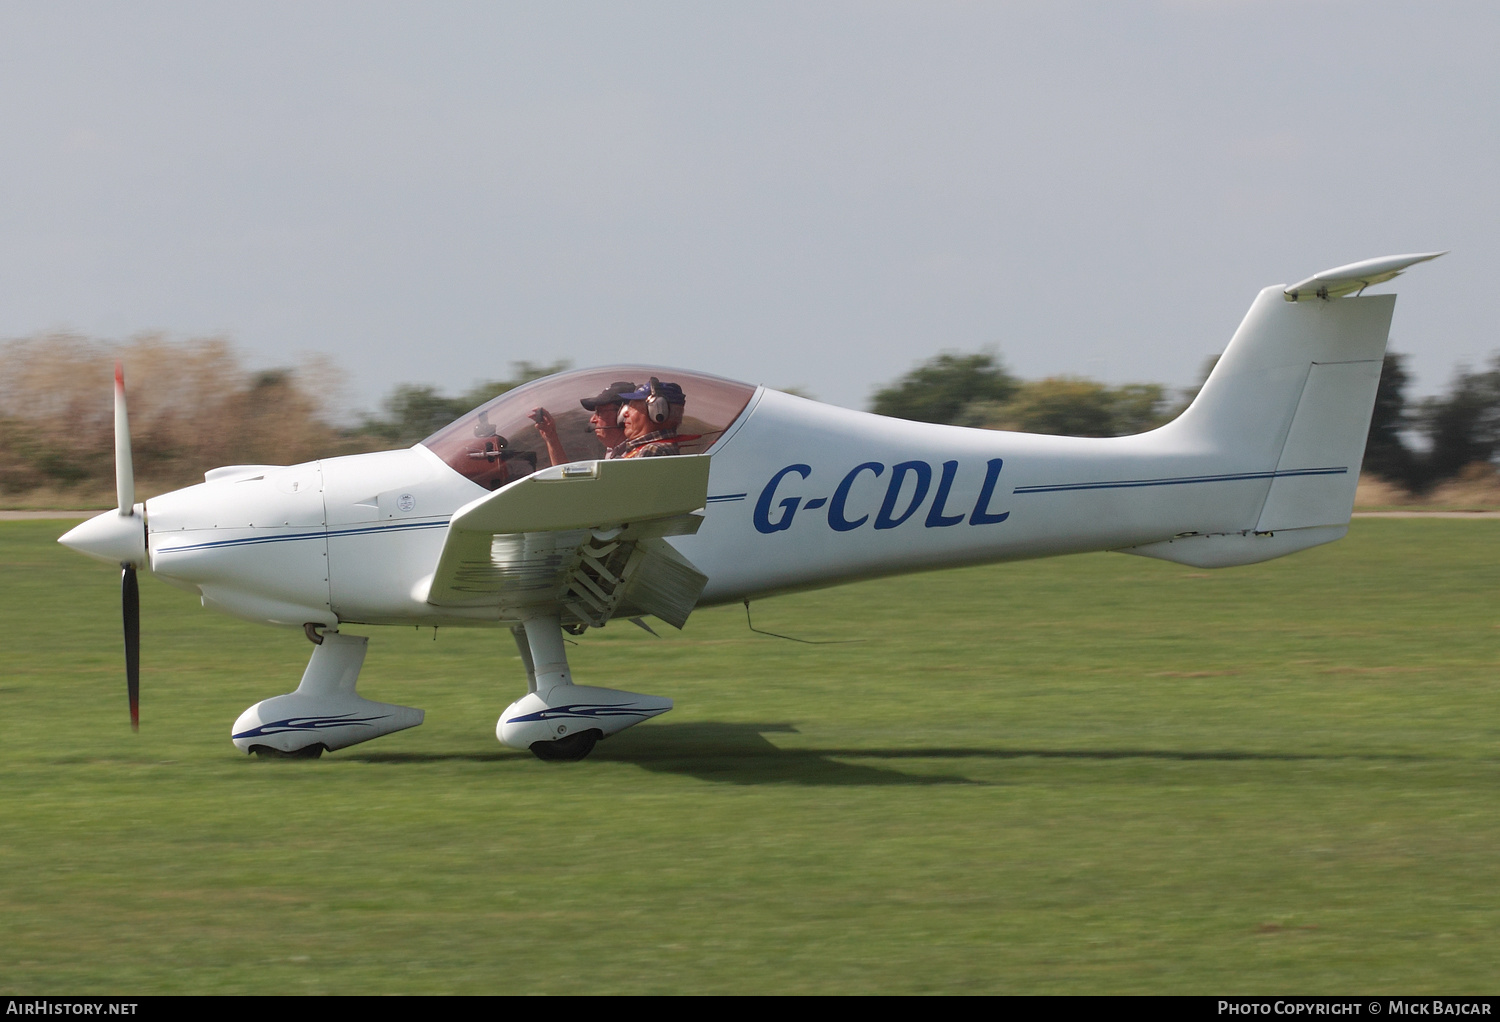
[1013, 466, 1347, 495]
[160, 517, 451, 553]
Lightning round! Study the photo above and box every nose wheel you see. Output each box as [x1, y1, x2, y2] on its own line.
[529, 729, 601, 762]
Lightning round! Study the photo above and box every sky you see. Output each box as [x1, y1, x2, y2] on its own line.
[0, 1, 1494, 415]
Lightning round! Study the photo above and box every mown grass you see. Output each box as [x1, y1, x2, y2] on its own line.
[1, 518, 1497, 993]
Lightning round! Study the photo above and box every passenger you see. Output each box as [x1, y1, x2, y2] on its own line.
[532, 380, 637, 465]
[614, 379, 689, 459]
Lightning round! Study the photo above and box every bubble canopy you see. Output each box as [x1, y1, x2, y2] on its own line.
[421, 366, 758, 490]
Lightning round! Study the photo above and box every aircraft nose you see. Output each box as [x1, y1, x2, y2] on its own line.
[59, 507, 147, 568]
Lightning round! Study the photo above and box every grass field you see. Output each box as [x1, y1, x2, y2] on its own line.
[2, 517, 1497, 994]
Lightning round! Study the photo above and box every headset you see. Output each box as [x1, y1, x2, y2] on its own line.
[614, 378, 673, 427]
[646, 377, 669, 424]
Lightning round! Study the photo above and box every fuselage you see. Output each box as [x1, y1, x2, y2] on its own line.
[138, 381, 1305, 630]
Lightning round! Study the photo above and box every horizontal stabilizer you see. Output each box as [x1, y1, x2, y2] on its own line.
[1283, 251, 1444, 302]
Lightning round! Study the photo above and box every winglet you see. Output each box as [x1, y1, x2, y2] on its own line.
[1283, 251, 1445, 302]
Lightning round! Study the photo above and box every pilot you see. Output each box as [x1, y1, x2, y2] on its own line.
[614, 379, 689, 459]
[533, 380, 637, 465]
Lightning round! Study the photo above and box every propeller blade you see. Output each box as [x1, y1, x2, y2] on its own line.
[114, 361, 135, 514]
[123, 564, 140, 731]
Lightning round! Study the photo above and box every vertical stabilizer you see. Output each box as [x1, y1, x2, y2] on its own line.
[1164, 288, 1396, 483]
[1123, 287, 1396, 567]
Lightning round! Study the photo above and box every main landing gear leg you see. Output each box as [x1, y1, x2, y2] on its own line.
[511, 623, 538, 695]
[231, 629, 425, 757]
[496, 612, 672, 762]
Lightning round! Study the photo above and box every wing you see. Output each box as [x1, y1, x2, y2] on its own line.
[421, 455, 712, 629]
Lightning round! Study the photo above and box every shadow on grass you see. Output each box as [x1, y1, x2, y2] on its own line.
[339, 724, 974, 785]
[338, 723, 1434, 782]
[339, 734, 974, 785]
[831, 747, 1431, 763]
[342, 750, 514, 764]
[594, 722, 981, 786]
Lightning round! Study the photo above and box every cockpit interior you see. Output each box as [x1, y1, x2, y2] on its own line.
[421, 366, 758, 490]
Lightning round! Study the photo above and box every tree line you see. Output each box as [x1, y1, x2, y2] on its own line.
[870, 351, 1174, 437]
[0, 332, 1494, 501]
[0, 333, 566, 500]
[871, 349, 1500, 494]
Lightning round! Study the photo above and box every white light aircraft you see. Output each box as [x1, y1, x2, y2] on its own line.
[60, 252, 1442, 761]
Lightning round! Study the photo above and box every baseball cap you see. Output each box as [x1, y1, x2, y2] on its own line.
[579, 381, 638, 411]
[617, 380, 686, 405]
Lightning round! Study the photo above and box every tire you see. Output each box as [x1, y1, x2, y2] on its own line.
[249, 743, 326, 759]
[529, 730, 601, 762]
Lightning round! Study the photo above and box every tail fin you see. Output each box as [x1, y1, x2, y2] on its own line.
[1163, 253, 1441, 531]
[1167, 288, 1391, 530]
